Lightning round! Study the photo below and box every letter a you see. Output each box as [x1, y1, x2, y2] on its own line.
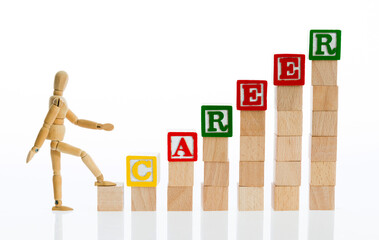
[173, 138, 193, 157]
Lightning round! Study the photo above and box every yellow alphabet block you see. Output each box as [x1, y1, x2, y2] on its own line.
[126, 155, 160, 187]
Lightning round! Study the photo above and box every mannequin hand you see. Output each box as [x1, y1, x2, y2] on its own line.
[98, 123, 114, 131]
[26, 147, 39, 163]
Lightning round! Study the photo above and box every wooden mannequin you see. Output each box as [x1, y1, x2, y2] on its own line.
[26, 71, 116, 211]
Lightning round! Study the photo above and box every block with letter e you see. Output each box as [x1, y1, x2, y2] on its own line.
[309, 29, 341, 60]
[237, 80, 267, 111]
[201, 105, 233, 137]
[274, 54, 305, 86]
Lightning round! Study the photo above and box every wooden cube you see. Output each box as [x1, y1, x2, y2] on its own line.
[272, 184, 299, 211]
[204, 162, 229, 187]
[276, 111, 303, 136]
[131, 187, 156, 211]
[276, 86, 303, 111]
[238, 186, 264, 211]
[313, 86, 338, 111]
[312, 111, 338, 136]
[167, 186, 193, 211]
[240, 111, 265, 136]
[310, 162, 336, 186]
[309, 185, 335, 210]
[239, 162, 264, 187]
[202, 185, 228, 211]
[240, 136, 265, 161]
[311, 137, 337, 162]
[97, 182, 124, 211]
[275, 135, 302, 161]
[203, 137, 228, 162]
[274, 162, 301, 186]
[311, 61, 338, 86]
[168, 162, 194, 186]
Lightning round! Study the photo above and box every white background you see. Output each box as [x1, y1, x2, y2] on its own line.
[0, 0, 378, 239]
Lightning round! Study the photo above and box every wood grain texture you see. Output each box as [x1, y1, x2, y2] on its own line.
[240, 111, 265, 136]
[168, 162, 194, 186]
[167, 186, 193, 211]
[276, 111, 303, 136]
[312, 61, 338, 86]
[131, 187, 156, 211]
[240, 136, 265, 161]
[311, 136, 337, 162]
[239, 161, 264, 187]
[312, 111, 338, 136]
[309, 185, 335, 210]
[274, 162, 301, 186]
[276, 86, 303, 111]
[313, 86, 338, 111]
[238, 186, 264, 211]
[275, 135, 302, 161]
[97, 183, 124, 211]
[203, 137, 228, 162]
[272, 184, 299, 211]
[202, 185, 228, 211]
[310, 162, 336, 186]
[204, 162, 229, 187]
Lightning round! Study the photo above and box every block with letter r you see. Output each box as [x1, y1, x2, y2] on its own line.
[236, 80, 267, 111]
[309, 30, 341, 60]
[201, 105, 233, 137]
[274, 54, 305, 86]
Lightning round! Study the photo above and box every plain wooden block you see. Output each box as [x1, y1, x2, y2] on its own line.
[272, 184, 299, 211]
[313, 86, 338, 111]
[167, 186, 193, 211]
[274, 162, 301, 186]
[202, 185, 228, 211]
[131, 187, 156, 211]
[312, 61, 338, 86]
[275, 135, 302, 161]
[310, 162, 336, 186]
[276, 111, 303, 136]
[168, 162, 194, 186]
[238, 186, 264, 211]
[312, 111, 338, 136]
[240, 136, 265, 161]
[204, 162, 229, 187]
[311, 136, 337, 162]
[97, 182, 124, 211]
[239, 162, 264, 187]
[203, 137, 228, 162]
[309, 185, 335, 210]
[240, 111, 265, 136]
[276, 86, 303, 111]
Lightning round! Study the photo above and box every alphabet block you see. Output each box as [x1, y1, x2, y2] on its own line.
[202, 185, 228, 211]
[309, 185, 335, 210]
[97, 182, 124, 211]
[276, 111, 303, 136]
[167, 186, 193, 211]
[168, 162, 194, 186]
[276, 86, 303, 111]
[126, 155, 160, 187]
[203, 137, 228, 162]
[274, 54, 305, 86]
[240, 136, 265, 161]
[167, 132, 198, 162]
[131, 187, 156, 211]
[309, 30, 341, 60]
[311, 61, 338, 86]
[274, 162, 301, 186]
[310, 162, 336, 186]
[240, 111, 265, 136]
[275, 135, 302, 161]
[239, 162, 264, 187]
[201, 105, 233, 137]
[312, 111, 338, 136]
[238, 186, 264, 211]
[311, 136, 337, 162]
[236, 80, 268, 111]
[272, 184, 299, 211]
[204, 162, 229, 187]
[313, 86, 338, 111]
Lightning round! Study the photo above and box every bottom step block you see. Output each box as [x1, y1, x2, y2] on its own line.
[309, 185, 335, 210]
[238, 186, 264, 211]
[272, 184, 299, 211]
[167, 186, 193, 211]
[202, 185, 228, 211]
[97, 182, 124, 211]
[131, 187, 156, 211]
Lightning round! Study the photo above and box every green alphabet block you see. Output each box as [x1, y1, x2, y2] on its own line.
[201, 105, 233, 137]
[309, 30, 341, 60]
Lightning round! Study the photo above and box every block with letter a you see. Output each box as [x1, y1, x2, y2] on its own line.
[167, 132, 198, 162]
[274, 54, 305, 86]
[236, 80, 268, 111]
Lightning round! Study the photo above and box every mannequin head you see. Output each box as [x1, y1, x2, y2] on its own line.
[54, 71, 68, 96]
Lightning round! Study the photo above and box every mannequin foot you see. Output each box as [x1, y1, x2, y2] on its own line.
[95, 174, 116, 186]
[52, 200, 73, 211]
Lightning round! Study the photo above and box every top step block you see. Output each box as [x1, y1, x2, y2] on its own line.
[309, 30, 341, 60]
[274, 54, 305, 86]
[201, 105, 233, 137]
[167, 132, 198, 162]
[236, 80, 268, 111]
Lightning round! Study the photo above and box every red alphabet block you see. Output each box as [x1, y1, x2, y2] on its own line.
[167, 132, 198, 162]
[274, 54, 305, 86]
[236, 80, 268, 111]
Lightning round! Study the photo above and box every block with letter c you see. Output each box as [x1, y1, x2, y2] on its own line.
[126, 155, 160, 187]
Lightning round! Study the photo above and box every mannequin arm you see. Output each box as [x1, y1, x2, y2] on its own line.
[66, 109, 114, 131]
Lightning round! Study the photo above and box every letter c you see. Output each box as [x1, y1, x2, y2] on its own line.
[132, 160, 152, 181]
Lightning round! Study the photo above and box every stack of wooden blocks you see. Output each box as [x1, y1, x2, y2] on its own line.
[201, 105, 233, 211]
[236, 80, 267, 211]
[309, 30, 341, 210]
[272, 54, 305, 211]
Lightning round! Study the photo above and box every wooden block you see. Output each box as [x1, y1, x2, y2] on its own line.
[311, 61, 338, 86]
[312, 111, 338, 136]
[310, 162, 336, 186]
[97, 182, 124, 211]
[167, 186, 193, 211]
[238, 186, 264, 211]
[131, 187, 156, 211]
[240, 136, 265, 161]
[239, 162, 264, 187]
[309, 185, 335, 210]
[240, 111, 265, 136]
[313, 86, 338, 111]
[276, 111, 303, 136]
[168, 162, 194, 186]
[275, 135, 302, 161]
[203, 137, 228, 162]
[126, 154, 160, 187]
[272, 184, 299, 211]
[274, 162, 301, 186]
[276, 86, 303, 111]
[311, 136, 337, 162]
[204, 162, 229, 187]
[202, 185, 228, 211]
